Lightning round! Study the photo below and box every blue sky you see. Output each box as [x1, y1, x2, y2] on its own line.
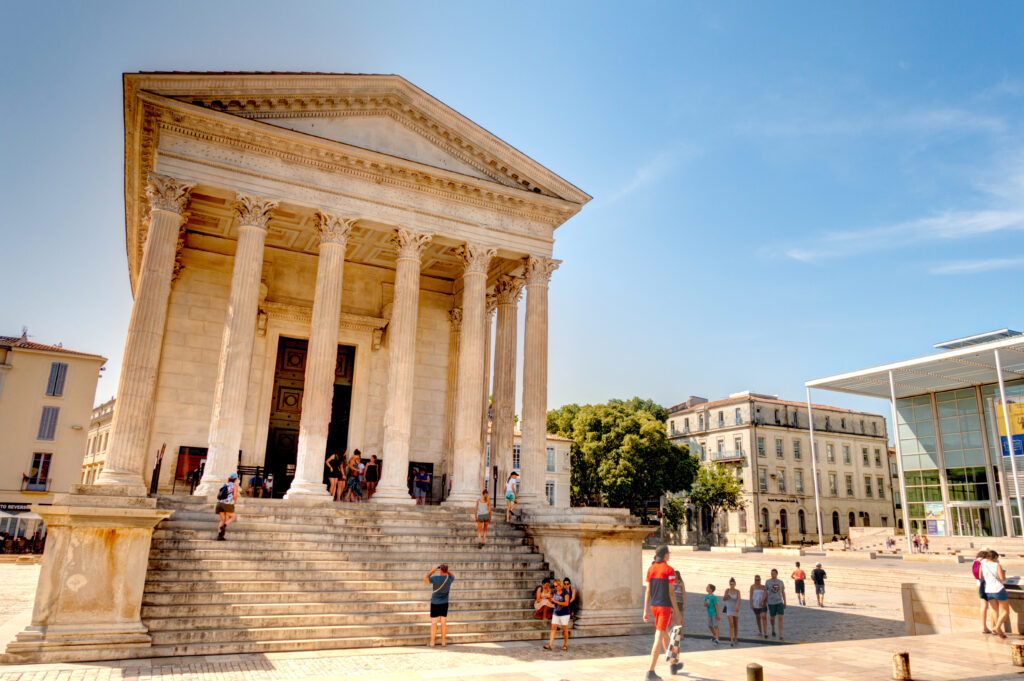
[2, 1, 1023, 423]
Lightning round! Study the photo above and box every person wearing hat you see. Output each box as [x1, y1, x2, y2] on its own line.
[810, 562, 827, 607]
[505, 471, 519, 522]
[215, 473, 239, 540]
[474, 488, 492, 548]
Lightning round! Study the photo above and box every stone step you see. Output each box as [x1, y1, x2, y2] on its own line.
[155, 518, 519, 535]
[142, 586, 536, 606]
[152, 526, 526, 542]
[147, 559, 546, 573]
[144, 576, 546, 593]
[148, 618, 547, 645]
[141, 597, 535, 618]
[158, 499, 469, 520]
[147, 545, 530, 561]
[146, 567, 550, 583]
[145, 607, 536, 631]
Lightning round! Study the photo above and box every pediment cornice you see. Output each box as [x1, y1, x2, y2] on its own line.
[124, 89, 583, 286]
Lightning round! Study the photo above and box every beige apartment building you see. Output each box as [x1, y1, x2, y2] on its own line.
[668, 391, 897, 546]
[0, 333, 106, 538]
[81, 398, 115, 486]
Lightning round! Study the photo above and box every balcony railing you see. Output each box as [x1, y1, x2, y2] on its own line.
[21, 478, 49, 492]
[710, 449, 746, 463]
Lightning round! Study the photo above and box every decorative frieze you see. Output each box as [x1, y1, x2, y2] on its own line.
[261, 301, 387, 335]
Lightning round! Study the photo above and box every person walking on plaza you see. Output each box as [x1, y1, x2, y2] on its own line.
[505, 472, 519, 522]
[543, 578, 571, 650]
[749, 575, 768, 638]
[643, 545, 682, 680]
[811, 562, 827, 607]
[704, 584, 720, 645]
[722, 578, 741, 646]
[425, 564, 454, 647]
[791, 561, 807, 606]
[215, 473, 239, 541]
[765, 569, 786, 639]
[474, 488, 492, 548]
[974, 550, 998, 633]
[982, 551, 1010, 638]
[912, 534, 920, 553]
[922, 534, 930, 552]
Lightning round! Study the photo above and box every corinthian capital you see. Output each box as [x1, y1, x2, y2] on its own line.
[523, 255, 561, 287]
[456, 243, 496, 276]
[494, 275, 524, 306]
[315, 211, 355, 246]
[145, 172, 195, 215]
[486, 293, 498, 316]
[234, 193, 279, 229]
[390, 228, 433, 260]
[448, 307, 463, 330]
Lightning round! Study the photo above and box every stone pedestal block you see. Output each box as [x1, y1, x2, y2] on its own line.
[522, 507, 651, 635]
[3, 487, 172, 662]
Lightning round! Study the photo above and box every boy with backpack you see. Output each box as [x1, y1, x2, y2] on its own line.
[216, 473, 239, 540]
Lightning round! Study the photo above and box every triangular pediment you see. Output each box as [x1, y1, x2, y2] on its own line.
[125, 73, 591, 204]
[252, 112, 493, 181]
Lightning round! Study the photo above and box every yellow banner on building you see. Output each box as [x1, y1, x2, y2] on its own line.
[996, 401, 1024, 457]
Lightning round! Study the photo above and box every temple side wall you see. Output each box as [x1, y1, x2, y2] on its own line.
[143, 247, 453, 491]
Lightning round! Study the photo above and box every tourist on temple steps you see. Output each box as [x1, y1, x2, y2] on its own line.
[543, 578, 571, 650]
[534, 578, 554, 620]
[363, 455, 380, 500]
[474, 488, 492, 548]
[425, 564, 454, 647]
[325, 452, 342, 501]
[215, 473, 239, 541]
[343, 453, 362, 502]
[505, 471, 519, 522]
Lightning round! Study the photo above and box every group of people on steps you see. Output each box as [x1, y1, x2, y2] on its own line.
[324, 450, 379, 502]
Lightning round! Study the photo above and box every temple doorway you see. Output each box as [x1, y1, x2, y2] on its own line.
[264, 337, 355, 496]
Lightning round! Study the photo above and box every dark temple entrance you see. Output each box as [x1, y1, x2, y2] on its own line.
[264, 337, 355, 496]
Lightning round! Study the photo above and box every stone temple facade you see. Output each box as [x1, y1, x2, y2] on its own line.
[102, 72, 590, 505]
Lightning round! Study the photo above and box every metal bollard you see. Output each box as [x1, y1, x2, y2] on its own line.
[1012, 642, 1024, 667]
[746, 663, 763, 681]
[892, 651, 911, 680]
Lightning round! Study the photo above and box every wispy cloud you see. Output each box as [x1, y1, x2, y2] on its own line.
[606, 146, 696, 203]
[745, 106, 1006, 139]
[784, 209, 1024, 263]
[930, 257, 1024, 275]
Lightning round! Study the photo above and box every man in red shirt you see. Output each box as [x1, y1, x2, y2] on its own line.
[643, 545, 683, 680]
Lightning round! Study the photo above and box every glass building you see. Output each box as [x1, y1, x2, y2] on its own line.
[807, 330, 1024, 538]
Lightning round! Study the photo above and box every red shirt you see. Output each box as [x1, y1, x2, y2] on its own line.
[646, 561, 676, 608]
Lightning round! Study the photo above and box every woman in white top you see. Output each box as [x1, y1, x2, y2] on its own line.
[982, 550, 1010, 638]
[722, 578, 742, 646]
[473, 489, 492, 548]
[749, 575, 768, 639]
[505, 472, 519, 522]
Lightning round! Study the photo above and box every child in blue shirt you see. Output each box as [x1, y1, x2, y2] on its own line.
[704, 584, 720, 645]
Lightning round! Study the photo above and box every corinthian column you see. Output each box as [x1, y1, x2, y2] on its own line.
[196, 193, 278, 496]
[445, 244, 496, 505]
[491, 275, 523, 496]
[286, 212, 354, 499]
[519, 255, 559, 506]
[373, 228, 432, 504]
[441, 308, 462, 493]
[479, 293, 497, 484]
[97, 172, 193, 495]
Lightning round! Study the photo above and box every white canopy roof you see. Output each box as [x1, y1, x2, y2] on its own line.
[806, 334, 1024, 400]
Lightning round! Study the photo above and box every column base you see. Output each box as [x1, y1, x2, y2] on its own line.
[93, 467, 147, 497]
[443, 489, 479, 507]
[283, 480, 331, 499]
[4, 623, 152, 663]
[517, 492, 542, 508]
[370, 484, 416, 505]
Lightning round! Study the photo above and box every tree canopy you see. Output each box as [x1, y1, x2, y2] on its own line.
[686, 464, 744, 536]
[547, 397, 699, 516]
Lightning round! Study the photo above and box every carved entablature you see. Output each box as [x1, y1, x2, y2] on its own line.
[146, 172, 194, 215]
[456, 243, 497, 277]
[314, 212, 355, 246]
[494, 275, 524, 306]
[523, 255, 561, 287]
[389, 228, 433, 260]
[234, 193, 279, 229]
[262, 301, 387, 338]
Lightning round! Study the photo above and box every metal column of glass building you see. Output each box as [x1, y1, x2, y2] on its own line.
[806, 330, 1024, 540]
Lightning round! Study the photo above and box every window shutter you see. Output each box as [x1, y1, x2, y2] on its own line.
[46, 362, 68, 396]
[38, 407, 59, 440]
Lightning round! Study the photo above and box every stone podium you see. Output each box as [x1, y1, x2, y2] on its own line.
[521, 507, 652, 635]
[4, 487, 172, 662]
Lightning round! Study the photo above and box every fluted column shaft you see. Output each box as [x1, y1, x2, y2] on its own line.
[519, 256, 559, 506]
[374, 228, 432, 504]
[196, 194, 278, 495]
[492, 276, 522, 494]
[446, 244, 496, 505]
[286, 213, 353, 498]
[441, 309, 462, 490]
[98, 173, 193, 494]
[479, 296, 496, 486]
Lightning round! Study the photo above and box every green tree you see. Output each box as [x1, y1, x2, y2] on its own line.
[687, 464, 744, 539]
[662, 493, 689, 530]
[547, 397, 699, 516]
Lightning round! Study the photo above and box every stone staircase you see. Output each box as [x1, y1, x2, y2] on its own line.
[141, 495, 552, 657]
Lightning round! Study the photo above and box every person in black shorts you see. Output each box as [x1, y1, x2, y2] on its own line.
[325, 452, 342, 501]
[425, 564, 454, 647]
[364, 454, 380, 499]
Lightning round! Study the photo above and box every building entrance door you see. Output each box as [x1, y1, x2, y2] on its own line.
[779, 508, 788, 544]
[264, 337, 355, 497]
[950, 504, 993, 537]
